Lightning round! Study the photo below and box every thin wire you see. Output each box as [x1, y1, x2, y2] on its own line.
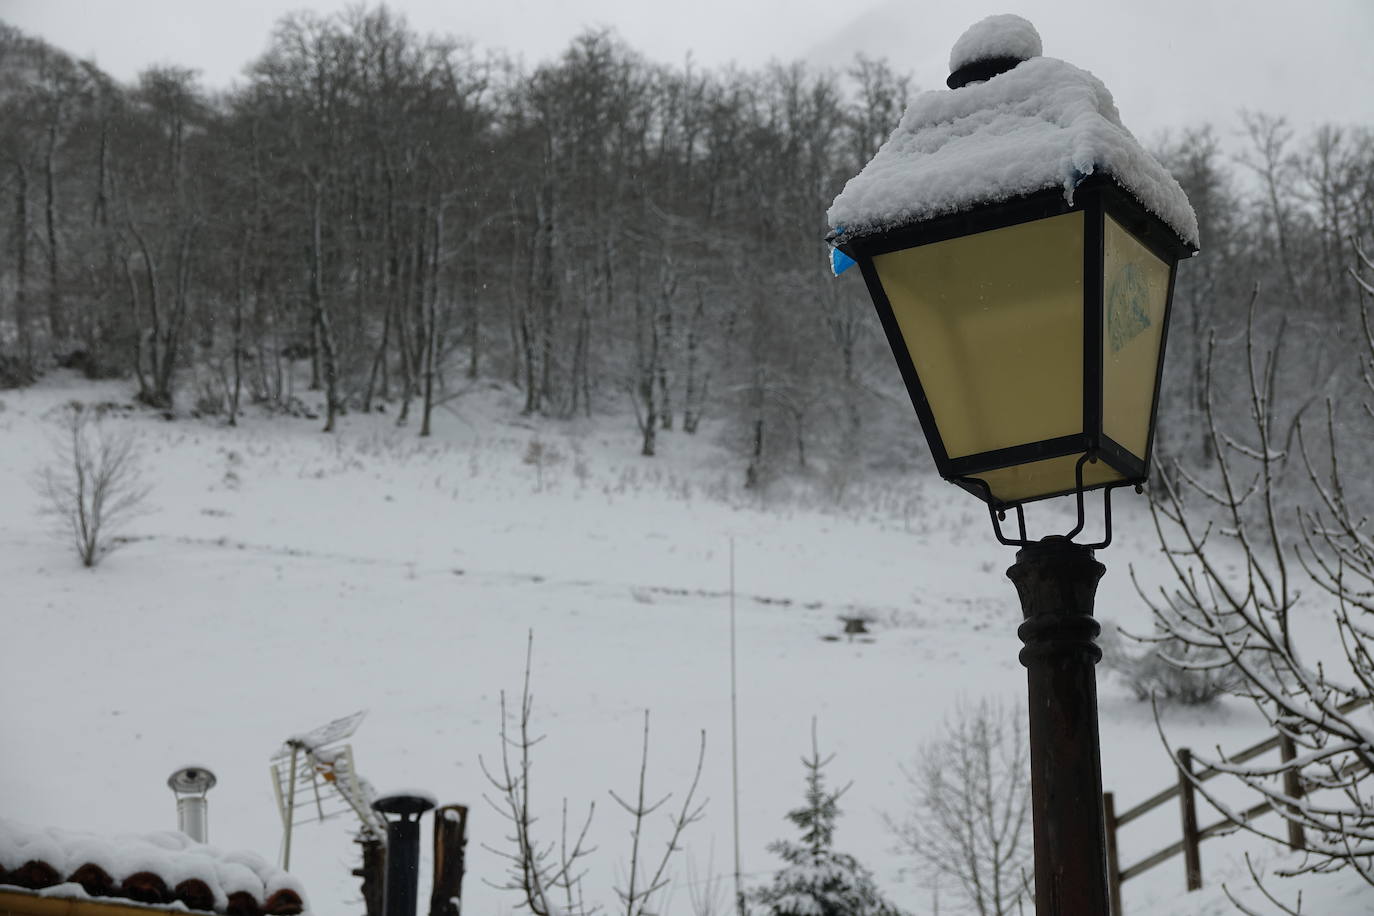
[730, 537, 745, 916]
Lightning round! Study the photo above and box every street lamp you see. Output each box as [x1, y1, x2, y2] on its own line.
[827, 15, 1198, 916]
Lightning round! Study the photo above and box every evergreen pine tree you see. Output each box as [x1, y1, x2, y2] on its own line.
[751, 721, 905, 916]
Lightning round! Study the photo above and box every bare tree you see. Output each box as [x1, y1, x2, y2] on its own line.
[482, 633, 707, 916]
[38, 403, 150, 567]
[1141, 257, 1374, 895]
[887, 697, 1031, 916]
[481, 633, 599, 916]
[609, 712, 707, 916]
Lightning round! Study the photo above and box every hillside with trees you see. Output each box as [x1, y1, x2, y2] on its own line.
[1, 6, 1372, 493]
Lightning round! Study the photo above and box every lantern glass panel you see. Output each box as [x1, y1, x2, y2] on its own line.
[872, 212, 1084, 459]
[1102, 214, 1171, 460]
[971, 454, 1125, 505]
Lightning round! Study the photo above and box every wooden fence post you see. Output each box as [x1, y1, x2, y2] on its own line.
[1176, 748, 1202, 891]
[430, 804, 468, 916]
[1278, 735, 1306, 852]
[1103, 791, 1123, 916]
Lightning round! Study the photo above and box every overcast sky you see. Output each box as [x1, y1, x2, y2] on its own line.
[6, 0, 1374, 146]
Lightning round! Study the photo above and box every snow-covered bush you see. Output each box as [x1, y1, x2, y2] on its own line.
[750, 721, 904, 916]
[1099, 625, 1240, 706]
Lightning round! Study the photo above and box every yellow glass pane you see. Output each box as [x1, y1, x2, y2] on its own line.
[1103, 215, 1170, 459]
[874, 212, 1084, 459]
[972, 455, 1124, 506]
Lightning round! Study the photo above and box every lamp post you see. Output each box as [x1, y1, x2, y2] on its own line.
[828, 15, 1198, 915]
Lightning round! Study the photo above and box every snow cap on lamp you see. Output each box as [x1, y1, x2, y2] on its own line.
[948, 14, 1042, 86]
[828, 16, 1198, 250]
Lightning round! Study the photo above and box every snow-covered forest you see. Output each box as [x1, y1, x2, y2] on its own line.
[3, 6, 1374, 916]
[1, 7, 921, 475]
[2, 7, 1370, 479]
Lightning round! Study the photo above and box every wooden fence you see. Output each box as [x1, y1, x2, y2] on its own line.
[1102, 697, 1369, 915]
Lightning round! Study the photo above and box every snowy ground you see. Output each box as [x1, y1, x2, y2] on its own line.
[1, 374, 1367, 914]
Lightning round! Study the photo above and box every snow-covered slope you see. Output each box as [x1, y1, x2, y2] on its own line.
[0, 375, 1361, 914]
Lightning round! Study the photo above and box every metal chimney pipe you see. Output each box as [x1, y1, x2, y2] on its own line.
[167, 766, 217, 843]
[373, 793, 436, 916]
[178, 796, 208, 841]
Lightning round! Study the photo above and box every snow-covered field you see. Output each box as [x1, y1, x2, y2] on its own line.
[1, 374, 1367, 914]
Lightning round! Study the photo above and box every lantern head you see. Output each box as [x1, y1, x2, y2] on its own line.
[828, 15, 1198, 511]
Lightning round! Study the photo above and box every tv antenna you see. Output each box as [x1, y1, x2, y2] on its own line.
[270, 710, 383, 869]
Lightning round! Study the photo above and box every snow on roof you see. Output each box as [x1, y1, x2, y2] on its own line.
[949, 13, 1042, 73]
[829, 20, 1199, 249]
[0, 817, 309, 915]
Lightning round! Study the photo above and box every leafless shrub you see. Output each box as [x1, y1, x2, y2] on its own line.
[524, 438, 563, 492]
[481, 632, 706, 916]
[1099, 624, 1242, 705]
[610, 713, 708, 916]
[887, 697, 1031, 916]
[38, 403, 151, 567]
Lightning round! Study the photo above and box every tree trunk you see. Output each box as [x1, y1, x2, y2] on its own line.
[507, 193, 523, 389]
[44, 117, 63, 343]
[309, 320, 322, 391]
[395, 215, 423, 425]
[632, 259, 661, 457]
[420, 206, 442, 438]
[409, 205, 430, 404]
[520, 192, 546, 415]
[567, 284, 591, 419]
[309, 182, 341, 433]
[363, 296, 393, 411]
[13, 161, 32, 371]
[657, 303, 673, 430]
[745, 414, 764, 489]
[395, 263, 415, 424]
[230, 231, 248, 426]
[90, 119, 116, 377]
[154, 220, 198, 406]
[535, 182, 558, 412]
[683, 295, 707, 431]
[122, 257, 150, 399]
[519, 307, 539, 414]
[129, 223, 166, 406]
[466, 264, 480, 380]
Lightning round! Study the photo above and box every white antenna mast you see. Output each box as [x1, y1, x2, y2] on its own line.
[730, 537, 745, 916]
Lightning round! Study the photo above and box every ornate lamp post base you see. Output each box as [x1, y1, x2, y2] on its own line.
[1008, 536, 1110, 915]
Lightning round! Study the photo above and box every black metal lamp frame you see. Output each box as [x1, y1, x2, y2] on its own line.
[968, 454, 1141, 549]
[832, 175, 1196, 527]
